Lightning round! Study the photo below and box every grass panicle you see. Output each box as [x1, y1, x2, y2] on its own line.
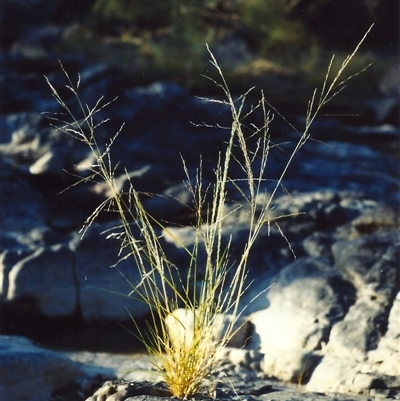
[45, 29, 371, 398]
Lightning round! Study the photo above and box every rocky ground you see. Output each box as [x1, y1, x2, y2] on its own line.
[3, 336, 398, 401]
[1, 5, 399, 401]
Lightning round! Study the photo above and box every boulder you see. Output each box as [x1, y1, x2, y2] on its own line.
[283, 139, 399, 204]
[70, 225, 149, 323]
[0, 158, 49, 244]
[242, 222, 399, 395]
[165, 308, 251, 350]
[366, 291, 400, 378]
[306, 230, 399, 395]
[250, 257, 355, 382]
[5, 244, 77, 318]
[366, 61, 400, 124]
[65, 349, 157, 383]
[0, 335, 82, 401]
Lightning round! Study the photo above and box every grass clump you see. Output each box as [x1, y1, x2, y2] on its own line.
[45, 27, 372, 398]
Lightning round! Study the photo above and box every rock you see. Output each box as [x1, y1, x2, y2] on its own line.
[343, 122, 399, 143]
[1, 44, 400, 401]
[0, 335, 82, 401]
[367, 291, 400, 377]
[70, 225, 149, 323]
[144, 181, 196, 220]
[86, 380, 172, 401]
[64, 351, 157, 382]
[306, 230, 399, 395]
[5, 244, 77, 318]
[66, 63, 129, 121]
[10, 25, 65, 59]
[211, 32, 252, 69]
[336, 204, 399, 239]
[0, 334, 386, 401]
[332, 229, 399, 297]
[302, 231, 333, 258]
[0, 56, 67, 114]
[250, 257, 355, 382]
[29, 149, 64, 175]
[84, 371, 380, 401]
[113, 80, 225, 171]
[285, 139, 399, 204]
[231, 208, 399, 395]
[88, 165, 163, 200]
[1, 249, 31, 298]
[218, 348, 265, 372]
[0, 113, 76, 177]
[165, 308, 251, 350]
[365, 61, 400, 124]
[0, 158, 49, 242]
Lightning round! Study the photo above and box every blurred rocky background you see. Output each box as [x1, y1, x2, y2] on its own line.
[0, 1, 399, 400]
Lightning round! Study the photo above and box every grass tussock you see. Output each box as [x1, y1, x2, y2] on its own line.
[45, 27, 372, 398]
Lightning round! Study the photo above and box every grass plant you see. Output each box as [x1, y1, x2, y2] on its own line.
[45, 27, 372, 398]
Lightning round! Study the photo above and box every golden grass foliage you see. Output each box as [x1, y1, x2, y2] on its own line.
[45, 27, 371, 398]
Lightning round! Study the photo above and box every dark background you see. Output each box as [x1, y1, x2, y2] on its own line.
[1, 0, 399, 104]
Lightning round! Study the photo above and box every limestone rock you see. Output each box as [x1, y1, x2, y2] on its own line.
[250, 257, 355, 382]
[367, 291, 400, 377]
[70, 225, 149, 323]
[306, 230, 400, 395]
[0, 158, 49, 245]
[0, 335, 82, 401]
[5, 244, 77, 318]
[165, 308, 251, 350]
[332, 229, 399, 296]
